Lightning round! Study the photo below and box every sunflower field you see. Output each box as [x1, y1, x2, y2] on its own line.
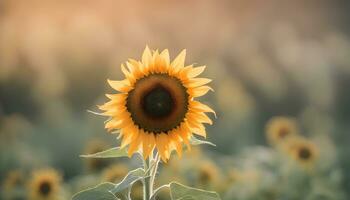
[0, 1, 350, 200]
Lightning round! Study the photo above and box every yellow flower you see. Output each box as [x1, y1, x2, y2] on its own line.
[196, 161, 220, 189]
[83, 139, 110, 171]
[27, 168, 62, 200]
[2, 170, 25, 200]
[99, 46, 215, 162]
[265, 116, 299, 146]
[283, 137, 319, 169]
[102, 164, 128, 183]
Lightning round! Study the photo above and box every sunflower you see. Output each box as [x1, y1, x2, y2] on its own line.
[265, 116, 299, 146]
[196, 161, 220, 189]
[27, 168, 62, 200]
[283, 137, 319, 169]
[99, 46, 215, 162]
[102, 164, 129, 183]
[2, 170, 25, 200]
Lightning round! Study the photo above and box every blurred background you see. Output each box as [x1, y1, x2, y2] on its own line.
[1, 0, 350, 199]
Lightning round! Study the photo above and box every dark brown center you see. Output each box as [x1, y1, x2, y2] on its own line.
[126, 74, 188, 133]
[142, 86, 174, 118]
[278, 127, 289, 138]
[39, 181, 51, 196]
[298, 147, 311, 160]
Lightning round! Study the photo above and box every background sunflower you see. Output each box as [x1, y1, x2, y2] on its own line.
[27, 169, 62, 200]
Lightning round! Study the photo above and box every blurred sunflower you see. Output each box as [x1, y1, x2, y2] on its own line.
[99, 46, 215, 162]
[227, 168, 240, 185]
[266, 116, 299, 146]
[101, 164, 128, 183]
[2, 170, 25, 200]
[27, 169, 62, 200]
[197, 161, 220, 188]
[83, 139, 111, 171]
[283, 137, 319, 169]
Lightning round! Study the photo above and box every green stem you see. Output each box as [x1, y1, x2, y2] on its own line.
[149, 153, 160, 195]
[143, 151, 161, 200]
[143, 158, 151, 200]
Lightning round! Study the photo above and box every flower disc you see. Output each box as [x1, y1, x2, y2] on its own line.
[127, 74, 188, 133]
[28, 169, 61, 200]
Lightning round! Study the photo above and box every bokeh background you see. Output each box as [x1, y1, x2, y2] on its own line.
[1, 0, 350, 199]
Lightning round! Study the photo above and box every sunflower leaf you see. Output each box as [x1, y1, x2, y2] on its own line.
[111, 168, 146, 194]
[72, 182, 119, 200]
[190, 137, 216, 146]
[169, 182, 221, 200]
[80, 147, 128, 158]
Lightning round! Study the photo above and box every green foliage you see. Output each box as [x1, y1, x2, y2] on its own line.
[190, 137, 216, 147]
[169, 182, 221, 200]
[110, 168, 145, 193]
[72, 168, 145, 200]
[80, 147, 128, 158]
[72, 183, 118, 200]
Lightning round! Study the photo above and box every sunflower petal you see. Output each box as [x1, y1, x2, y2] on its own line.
[105, 119, 129, 131]
[186, 78, 212, 88]
[191, 112, 213, 125]
[169, 132, 183, 158]
[105, 93, 127, 100]
[142, 132, 155, 159]
[156, 134, 169, 162]
[160, 49, 170, 67]
[190, 86, 214, 97]
[178, 123, 191, 150]
[107, 79, 131, 92]
[128, 129, 141, 157]
[188, 66, 206, 78]
[171, 49, 186, 71]
[142, 46, 153, 66]
[190, 123, 207, 138]
[190, 101, 216, 118]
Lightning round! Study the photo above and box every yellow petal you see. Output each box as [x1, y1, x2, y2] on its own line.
[190, 123, 207, 138]
[190, 86, 213, 97]
[188, 66, 206, 78]
[121, 126, 139, 148]
[160, 49, 170, 66]
[156, 134, 170, 162]
[98, 100, 125, 111]
[190, 101, 216, 117]
[107, 79, 131, 92]
[121, 132, 134, 148]
[105, 93, 127, 100]
[186, 78, 212, 88]
[189, 112, 213, 125]
[178, 123, 191, 150]
[169, 131, 183, 158]
[126, 61, 143, 79]
[178, 65, 193, 81]
[142, 46, 152, 66]
[128, 129, 142, 157]
[171, 49, 186, 71]
[142, 131, 155, 159]
[105, 119, 131, 131]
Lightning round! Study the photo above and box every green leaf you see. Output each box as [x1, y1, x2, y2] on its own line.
[111, 168, 145, 193]
[80, 147, 128, 158]
[190, 137, 216, 146]
[72, 182, 118, 200]
[169, 182, 221, 200]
